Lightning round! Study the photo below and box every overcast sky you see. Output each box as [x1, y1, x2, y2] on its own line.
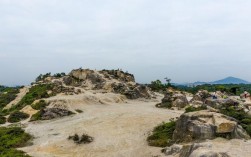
[1, 0, 251, 86]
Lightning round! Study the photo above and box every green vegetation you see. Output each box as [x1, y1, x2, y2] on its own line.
[147, 120, 176, 147]
[219, 106, 251, 136]
[6, 84, 55, 114]
[0, 127, 32, 157]
[35, 73, 52, 82]
[176, 84, 251, 95]
[0, 116, 6, 124]
[148, 78, 174, 92]
[185, 106, 207, 113]
[156, 102, 172, 108]
[0, 86, 20, 112]
[31, 100, 48, 110]
[36, 72, 66, 82]
[7, 111, 29, 123]
[68, 133, 94, 144]
[30, 110, 43, 121]
[75, 109, 83, 113]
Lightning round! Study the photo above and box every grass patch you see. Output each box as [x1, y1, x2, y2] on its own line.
[30, 110, 42, 121]
[68, 133, 94, 144]
[31, 100, 48, 110]
[0, 127, 32, 157]
[0, 87, 19, 112]
[185, 106, 207, 113]
[0, 116, 6, 124]
[147, 120, 176, 147]
[7, 111, 29, 123]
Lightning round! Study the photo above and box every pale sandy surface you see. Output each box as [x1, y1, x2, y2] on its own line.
[20, 96, 182, 157]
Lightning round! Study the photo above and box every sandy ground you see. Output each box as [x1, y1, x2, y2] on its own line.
[20, 97, 183, 157]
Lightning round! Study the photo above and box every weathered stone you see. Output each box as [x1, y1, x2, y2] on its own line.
[157, 92, 189, 109]
[173, 111, 250, 143]
[39, 108, 74, 120]
[163, 144, 183, 156]
[179, 143, 230, 157]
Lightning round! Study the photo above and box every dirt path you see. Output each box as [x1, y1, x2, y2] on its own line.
[21, 99, 183, 157]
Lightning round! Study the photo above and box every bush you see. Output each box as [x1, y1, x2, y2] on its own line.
[185, 106, 207, 113]
[147, 121, 176, 147]
[75, 109, 83, 113]
[68, 133, 94, 144]
[0, 116, 6, 124]
[30, 111, 42, 121]
[0, 87, 19, 111]
[245, 125, 251, 136]
[0, 147, 31, 157]
[156, 102, 172, 108]
[0, 127, 32, 157]
[7, 111, 29, 123]
[31, 100, 48, 110]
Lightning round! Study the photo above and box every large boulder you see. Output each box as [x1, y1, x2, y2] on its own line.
[173, 111, 250, 143]
[190, 90, 211, 104]
[112, 83, 152, 99]
[157, 92, 189, 109]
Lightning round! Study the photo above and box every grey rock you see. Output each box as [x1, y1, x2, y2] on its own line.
[173, 111, 250, 143]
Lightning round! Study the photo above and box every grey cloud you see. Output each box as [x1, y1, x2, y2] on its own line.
[0, 0, 251, 86]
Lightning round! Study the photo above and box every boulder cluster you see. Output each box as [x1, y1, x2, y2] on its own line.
[173, 110, 249, 143]
[156, 89, 189, 109]
[39, 68, 153, 99]
[157, 89, 251, 157]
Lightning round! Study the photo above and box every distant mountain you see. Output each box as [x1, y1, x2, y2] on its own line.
[177, 77, 250, 87]
[211, 77, 250, 84]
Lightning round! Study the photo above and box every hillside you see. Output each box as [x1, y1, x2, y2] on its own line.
[1, 69, 251, 157]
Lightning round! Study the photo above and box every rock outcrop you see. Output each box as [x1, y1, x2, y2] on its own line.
[173, 110, 250, 143]
[34, 69, 153, 99]
[37, 108, 74, 120]
[156, 91, 189, 109]
[190, 90, 211, 103]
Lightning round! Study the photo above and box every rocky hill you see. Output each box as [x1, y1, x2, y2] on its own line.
[1, 69, 251, 157]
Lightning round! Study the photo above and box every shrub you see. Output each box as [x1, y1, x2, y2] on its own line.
[75, 109, 83, 113]
[245, 125, 251, 136]
[68, 133, 94, 144]
[31, 100, 48, 110]
[0, 127, 32, 157]
[0, 116, 6, 124]
[0, 147, 31, 157]
[0, 87, 19, 111]
[185, 106, 207, 113]
[156, 102, 172, 108]
[147, 121, 176, 147]
[30, 111, 42, 121]
[7, 111, 29, 123]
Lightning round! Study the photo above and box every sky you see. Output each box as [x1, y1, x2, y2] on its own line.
[1, 0, 251, 86]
